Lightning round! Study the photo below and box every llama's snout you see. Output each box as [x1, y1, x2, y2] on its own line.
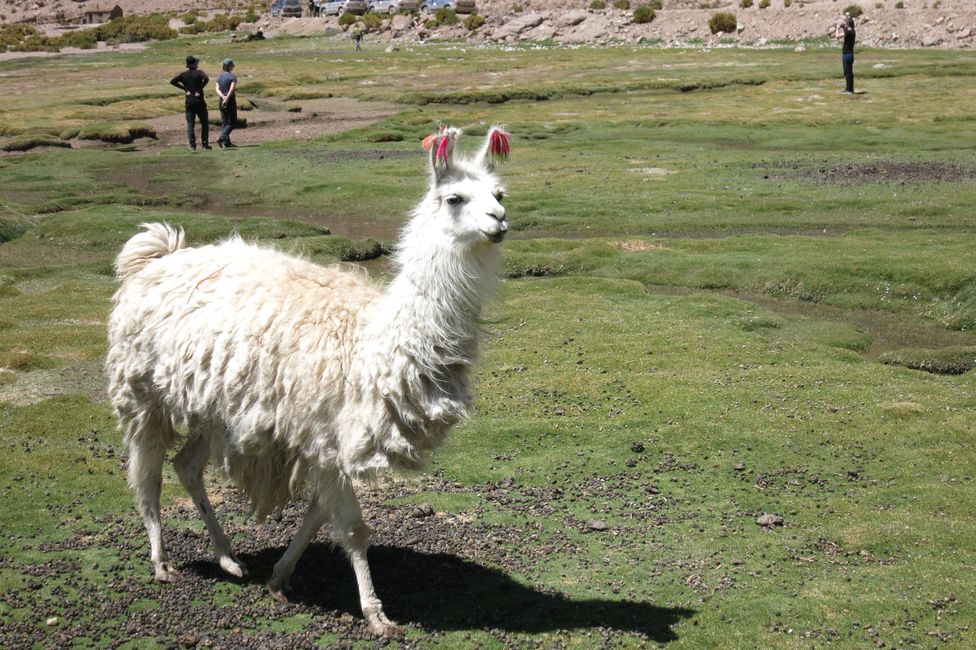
[487, 212, 508, 242]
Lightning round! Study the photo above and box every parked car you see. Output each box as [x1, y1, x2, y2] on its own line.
[281, 0, 304, 17]
[367, 0, 399, 13]
[269, 0, 285, 17]
[419, 1, 475, 15]
[395, 0, 420, 11]
[318, 0, 346, 15]
[343, 0, 368, 14]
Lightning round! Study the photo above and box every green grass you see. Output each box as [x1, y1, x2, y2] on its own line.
[1, 35, 975, 648]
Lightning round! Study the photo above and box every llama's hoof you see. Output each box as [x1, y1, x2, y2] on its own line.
[153, 562, 180, 582]
[219, 555, 247, 578]
[268, 581, 291, 603]
[366, 611, 404, 638]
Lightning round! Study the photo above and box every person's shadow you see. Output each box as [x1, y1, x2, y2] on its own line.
[194, 542, 694, 642]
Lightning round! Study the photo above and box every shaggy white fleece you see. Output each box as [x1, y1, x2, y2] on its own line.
[105, 126, 510, 636]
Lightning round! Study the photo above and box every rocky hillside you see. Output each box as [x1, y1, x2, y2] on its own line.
[3, 0, 976, 49]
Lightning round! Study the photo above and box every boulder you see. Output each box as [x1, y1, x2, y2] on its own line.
[554, 10, 588, 29]
[492, 12, 545, 39]
[391, 14, 412, 31]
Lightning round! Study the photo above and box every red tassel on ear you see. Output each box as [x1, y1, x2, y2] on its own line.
[422, 123, 446, 152]
[435, 135, 450, 167]
[488, 129, 511, 163]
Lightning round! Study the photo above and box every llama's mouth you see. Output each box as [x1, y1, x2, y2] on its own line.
[487, 231, 506, 243]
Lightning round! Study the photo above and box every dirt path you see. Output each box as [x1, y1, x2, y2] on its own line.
[138, 96, 396, 150]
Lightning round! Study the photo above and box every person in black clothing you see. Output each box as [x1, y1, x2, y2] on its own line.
[170, 55, 211, 150]
[836, 16, 856, 94]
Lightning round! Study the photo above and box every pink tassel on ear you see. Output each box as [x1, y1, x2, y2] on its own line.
[422, 123, 446, 152]
[488, 129, 511, 163]
[435, 135, 450, 167]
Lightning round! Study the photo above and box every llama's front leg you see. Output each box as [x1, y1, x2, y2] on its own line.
[173, 434, 246, 578]
[333, 479, 404, 638]
[268, 480, 332, 602]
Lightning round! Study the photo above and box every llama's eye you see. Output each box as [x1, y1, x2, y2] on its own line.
[445, 195, 463, 206]
[494, 192, 505, 203]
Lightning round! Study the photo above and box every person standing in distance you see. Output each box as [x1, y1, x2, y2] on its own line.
[835, 15, 856, 94]
[216, 58, 238, 148]
[171, 55, 211, 150]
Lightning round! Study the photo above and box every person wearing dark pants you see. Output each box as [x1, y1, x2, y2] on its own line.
[170, 55, 211, 150]
[216, 58, 238, 148]
[836, 16, 856, 94]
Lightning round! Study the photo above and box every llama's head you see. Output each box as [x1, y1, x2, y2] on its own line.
[413, 126, 510, 248]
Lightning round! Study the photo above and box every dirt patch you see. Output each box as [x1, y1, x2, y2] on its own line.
[0, 360, 106, 407]
[0, 475, 693, 647]
[763, 160, 976, 186]
[628, 167, 673, 181]
[140, 96, 396, 151]
[612, 240, 667, 252]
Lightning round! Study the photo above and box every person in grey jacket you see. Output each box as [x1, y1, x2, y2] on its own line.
[215, 58, 238, 148]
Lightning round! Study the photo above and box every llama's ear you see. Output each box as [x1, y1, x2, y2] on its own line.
[423, 126, 460, 183]
[476, 126, 511, 170]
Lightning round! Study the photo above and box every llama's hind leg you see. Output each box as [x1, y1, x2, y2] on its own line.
[332, 479, 403, 638]
[268, 473, 335, 602]
[127, 413, 178, 582]
[173, 433, 246, 578]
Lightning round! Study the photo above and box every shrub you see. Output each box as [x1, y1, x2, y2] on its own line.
[180, 13, 244, 34]
[0, 24, 37, 49]
[648, 0, 662, 7]
[338, 12, 357, 26]
[784, 0, 792, 6]
[894, 0, 904, 6]
[589, 1, 606, 9]
[512, 4, 523, 12]
[464, 13, 486, 30]
[739, 0, 752, 7]
[434, 7, 459, 25]
[362, 12, 382, 29]
[708, 12, 737, 34]
[613, 0, 630, 9]
[844, 4, 863, 17]
[758, 0, 770, 7]
[94, 15, 178, 43]
[633, 5, 656, 23]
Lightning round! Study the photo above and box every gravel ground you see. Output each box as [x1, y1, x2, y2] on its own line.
[0, 472, 695, 647]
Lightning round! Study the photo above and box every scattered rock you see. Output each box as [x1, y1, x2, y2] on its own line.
[411, 503, 435, 518]
[756, 513, 784, 527]
[586, 520, 609, 532]
[733, 462, 747, 471]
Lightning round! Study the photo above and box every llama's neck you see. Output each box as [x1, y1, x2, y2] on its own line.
[370, 229, 499, 367]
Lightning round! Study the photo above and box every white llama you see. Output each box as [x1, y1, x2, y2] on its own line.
[105, 126, 510, 637]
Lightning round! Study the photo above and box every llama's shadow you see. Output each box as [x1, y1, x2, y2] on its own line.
[190, 543, 694, 642]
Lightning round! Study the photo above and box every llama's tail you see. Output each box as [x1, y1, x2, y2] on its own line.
[114, 222, 186, 281]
